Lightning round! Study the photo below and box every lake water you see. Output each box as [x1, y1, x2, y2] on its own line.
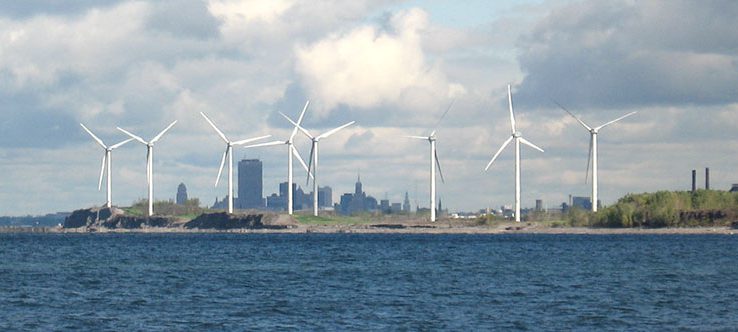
[1, 233, 737, 330]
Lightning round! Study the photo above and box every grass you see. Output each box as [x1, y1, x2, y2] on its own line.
[293, 214, 379, 226]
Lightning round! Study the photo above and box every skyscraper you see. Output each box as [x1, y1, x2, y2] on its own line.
[318, 186, 332, 207]
[176, 183, 187, 205]
[238, 159, 263, 209]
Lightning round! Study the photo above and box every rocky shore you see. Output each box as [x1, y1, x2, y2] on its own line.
[61, 207, 297, 231]
[18, 208, 725, 234]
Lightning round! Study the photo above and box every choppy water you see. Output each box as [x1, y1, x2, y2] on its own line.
[1, 233, 737, 330]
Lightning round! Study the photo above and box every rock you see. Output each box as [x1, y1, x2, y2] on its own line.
[63, 207, 124, 228]
[184, 212, 290, 230]
[63, 207, 173, 229]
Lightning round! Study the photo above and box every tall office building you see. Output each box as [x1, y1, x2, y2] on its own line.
[318, 186, 332, 208]
[176, 183, 188, 205]
[238, 159, 263, 209]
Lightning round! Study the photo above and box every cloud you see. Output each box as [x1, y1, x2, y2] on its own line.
[516, 0, 738, 109]
[294, 8, 465, 117]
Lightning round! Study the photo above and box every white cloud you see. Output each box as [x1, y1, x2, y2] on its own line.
[295, 8, 465, 116]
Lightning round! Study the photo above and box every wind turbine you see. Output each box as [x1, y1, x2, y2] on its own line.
[405, 100, 454, 222]
[80, 124, 133, 208]
[200, 112, 271, 214]
[240, 101, 313, 215]
[485, 84, 544, 222]
[117, 121, 177, 217]
[555, 102, 636, 212]
[281, 114, 355, 216]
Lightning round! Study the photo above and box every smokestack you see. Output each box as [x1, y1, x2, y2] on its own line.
[692, 170, 696, 192]
[705, 167, 710, 190]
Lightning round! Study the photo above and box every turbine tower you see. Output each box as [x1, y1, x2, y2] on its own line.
[555, 102, 636, 212]
[200, 112, 271, 214]
[405, 100, 454, 222]
[80, 124, 133, 208]
[241, 101, 313, 215]
[281, 114, 355, 216]
[485, 84, 544, 222]
[117, 121, 177, 217]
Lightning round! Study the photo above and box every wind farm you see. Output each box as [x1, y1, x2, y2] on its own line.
[6, 3, 738, 332]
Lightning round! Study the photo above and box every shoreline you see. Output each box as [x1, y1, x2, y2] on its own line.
[2, 224, 736, 235]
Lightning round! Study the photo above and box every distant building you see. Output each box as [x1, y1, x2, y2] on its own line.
[238, 159, 263, 208]
[337, 174, 378, 215]
[535, 199, 543, 211]
[318, 186, 332, 207]
[391, 203, 402, 213]
[572, 196, 592, 210]
[380, 199, 390, 213]
[403, 192, 411, 213]
[176, 183, 188, 205]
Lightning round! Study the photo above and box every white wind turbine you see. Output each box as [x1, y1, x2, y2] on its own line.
[405, 100, 454, 222]
[80, 124, 133, 208]
[200, 112, 271, 214]
[117, 121, 177, 217]
[240, 101, 313, 215]
[485, 84, 544, 222]
[555, 102, 636, 212]
[281, 113, 355, 216]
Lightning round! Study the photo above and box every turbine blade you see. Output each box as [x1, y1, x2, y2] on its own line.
[280, 112, 313, 139]
[116, 127, 148, 145]
[109, 138, 134, 150]
[485, 136, 513, 171]
[317, 121, 355, 140]
[200, 112, 229, 143]
[242, 140, 284, 149]
[80, 123, 107, 149]
[98, 154, 106, 191]
[215, 148, 227, 187]
[306, 144, 315, 185]
[520, 137, 544, 152]
[508, 84, 516, 133]
[435, 149, 445, 184]
[585, 135, 592, 184]
[595, 111, 637, 130]
[552, 100, 592, 131]
[292, 146, 314, 179]
[232, 135, 271, 146]
[432, 98, 456, 132]
[289, 100, 310, 142]
[151, 120, 177, 144]
[405, 135, 429, 140]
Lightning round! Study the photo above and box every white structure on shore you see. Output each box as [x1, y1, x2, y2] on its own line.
[556, 102, 636, 212]
[80, 124, 133, 208]
[281, 113, 355, 217]
[405, 100, 454, 222]
[200, 112, 270, 214]
[117, 121, 177, 216]
[241, 101, 313, 215]
[485, 84, 544, 222]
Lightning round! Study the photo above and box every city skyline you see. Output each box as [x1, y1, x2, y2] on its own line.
[2, 1, 738, 216]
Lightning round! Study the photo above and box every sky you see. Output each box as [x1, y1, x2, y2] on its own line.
[2, 0, 737, 216]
